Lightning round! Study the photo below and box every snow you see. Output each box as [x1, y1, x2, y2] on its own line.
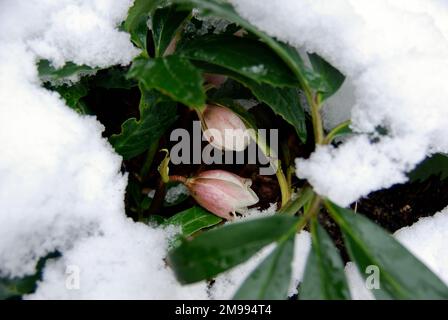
[346, 206, 448, 299]
[27, 221, 209, 300]
[230, 0, 448, 206]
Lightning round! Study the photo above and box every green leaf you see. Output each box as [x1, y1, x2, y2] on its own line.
[299, 219, 351, 300]
[168, 215, 298, 284]
[408, 153, 448, 183]
[38, 60, 98, 83]
[52, 82, 90, 115]
[128, 56, 206, 110]
[164, 206, 222, 236]
[233, 233, 295, 300]
[326, 201, 448, 300]
[178, 35, 297, 87]
[198, 63, 307, 143]
[308, 53, 345, 100]
[172, 0, 320, 93]
[109, 89, 178, 159]
[125, 0, 162, 34]
[130, 14, 150, 52]
[152, 4, 191, 57]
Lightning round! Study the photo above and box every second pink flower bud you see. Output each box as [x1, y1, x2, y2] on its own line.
[184, 170, 259, 220]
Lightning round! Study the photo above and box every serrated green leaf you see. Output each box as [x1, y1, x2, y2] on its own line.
[52, 82, 90, 115]
[38, 60, 98, 83]
[131, 14, 150, 52]
[152, 4, 191, 57]
[164, 206, 222, 236]
[128, 56, 206, 110]
[172, 0, 322, 93]
[408, 153, 448, 183]
[308, 53, 345, 100]
[233, 232, 295, 300]
[168, 215, 298, 284]
[299, 219, 351, 300]
[326, 201, 448, 300]
[178, 34, 298, 87]
[125, 0, 162, 34]
[109, 89, 178, 159]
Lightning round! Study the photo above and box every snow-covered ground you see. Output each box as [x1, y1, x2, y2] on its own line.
[0, 0, 447, 299]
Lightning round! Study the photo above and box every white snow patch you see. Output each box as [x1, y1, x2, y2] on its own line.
[346, 207, 448, 299]
[229, 0, 448, 206]
[27, 221, 208, 300]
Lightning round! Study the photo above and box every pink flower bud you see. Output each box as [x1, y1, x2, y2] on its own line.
[204, 73, 228, 88]
[185, 170, 259, 220]
[200, 104, 251, 151]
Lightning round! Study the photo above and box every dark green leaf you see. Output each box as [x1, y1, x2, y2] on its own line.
[131, 14, 150, 52]
[300, 219, 351, 300]
[172, 0, 320, 93]
[326, 201, 448, 300]
[178, 35, 297, 87]
[152, 5, 191, 57]
[198, 63, 307, 142]
[109, 89, 178, 159]
[128, 56, 206, 110]
[125, 0, 162, 34]
[308, 53, 345, 100]
[168, 215, 298, 284]
[233, 233, 295, 300]
[38, 60, 97, 83]
[53, 82, 90, 115]
[164, 206, 222, 236]
[408, 153, 448, 183]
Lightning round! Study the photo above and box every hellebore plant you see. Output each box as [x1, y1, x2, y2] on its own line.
[19, 0, 447, 302]
[171, 170, 259, 220]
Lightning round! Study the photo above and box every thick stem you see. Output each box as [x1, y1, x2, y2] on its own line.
[296, 194, 321, 232]
[275, 164, 291, 207]
[310, 94, 324, 145]
[250, 130, 291, 207]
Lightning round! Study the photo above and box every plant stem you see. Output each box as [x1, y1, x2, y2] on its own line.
[250, 130, 291, 207]
[169, 175, 187, 184]
[324, 119, 351, 144]
[296, 193, 322, 232]
[276, 164, 291, 207]
[310, 93, 324, 144]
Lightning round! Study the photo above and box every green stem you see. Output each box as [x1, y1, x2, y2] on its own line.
[296, 193, 322, 232]
[250, 130, 291, 207]
[324, 120, 351, 145]
[310, 94, 324, 145]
